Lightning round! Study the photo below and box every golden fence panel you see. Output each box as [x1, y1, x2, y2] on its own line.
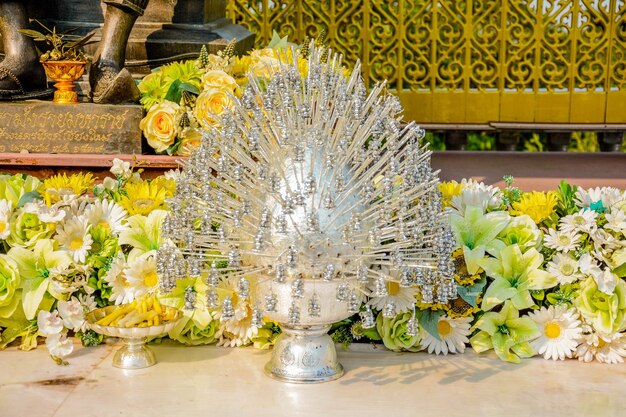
[227, 1, 626, 124]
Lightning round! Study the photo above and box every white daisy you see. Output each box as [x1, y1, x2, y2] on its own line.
[0, 199, 13, 240]
[104, 251, 133, 305]
[215, 276, 259, 347]
[575, 331, 626, 364]
[55, 216, 93, 263]
[605, 209, 626, 234]
[543, 228, 582, 252]
[420, 315, 472, 355]
[546, 253, 584, 284]
[559, 209, 598, 234]
[575, 186, 625, 211]
[528, 305, 582, 361]
[85, 198, 128, 235]
[367, 273, 418, 314]
[123, 252, 159, 300]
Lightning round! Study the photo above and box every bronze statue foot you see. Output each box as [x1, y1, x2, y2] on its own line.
[0, 57, 52, 100]
[89, 62, 139, 104]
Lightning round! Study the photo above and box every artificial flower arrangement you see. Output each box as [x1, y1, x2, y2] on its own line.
[0, 165, 624, 364]
[137, 32, 308, 156]
[329, 177, 626, 364]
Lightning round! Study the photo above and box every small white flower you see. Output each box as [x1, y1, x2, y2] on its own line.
[546, 253, 583, 285]
[37, 310, 64, 336]
[38, 204, 67, 223]
[575, 331, 626, 364]
[102, 177, 119, 191]
[55, 216, 93, 263]
[528, 305, 582, 361]
[593, 269, 618, 294]
[543, 229, 582, 253]
[575, 187, 625, 211]
[85, 199, 128, 235]
[164, 169, 182, 181]
[57, 297, 86, 331]
[420, 315, 472, 355]
[0, 199, 13, 240]
[110, 158, 132, 179]
[103, 251, 133, 305]
[605, 209, 626, 234]
[45, 331, 74, 359]
[78, 293, 97, 312]
[559, 209, 598, 234]
[579, 253, 602, 278]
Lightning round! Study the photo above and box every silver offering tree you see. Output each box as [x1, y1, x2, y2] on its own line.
[157, 46, 456, 382]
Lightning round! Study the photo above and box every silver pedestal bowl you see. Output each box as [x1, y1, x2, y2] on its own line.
[258, 280, 353, 383]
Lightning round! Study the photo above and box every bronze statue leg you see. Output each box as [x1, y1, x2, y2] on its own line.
[0, 1, 49, 99]
[89, 0, 149, 104]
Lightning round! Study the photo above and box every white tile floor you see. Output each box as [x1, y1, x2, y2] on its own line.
[1, 341, 625, 417]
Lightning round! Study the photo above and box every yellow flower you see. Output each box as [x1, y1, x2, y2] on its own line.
[194, 88, 234, 129]
[231, 55, 252, 77]
[118, 178, 174, 216]
[251, 56, 282, 78]
[438, 180, 464, 208]
[202, 70, 238, 93]
[511, 191, 558, 224]
[43, 172, 94, 205]
[251, 47, 278, 61]
[178, 128, 203, 157]
[140, 101, 181, 153]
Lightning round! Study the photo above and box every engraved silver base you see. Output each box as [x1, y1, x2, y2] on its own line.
[265, 324, 344, 383]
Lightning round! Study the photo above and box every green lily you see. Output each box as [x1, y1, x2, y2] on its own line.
[119, 209, 167, 255]
[8, 239, 72, 320]
[450, 205, 510, 275]
[470, 301, 539, 363]
[480, 245, 557, 311]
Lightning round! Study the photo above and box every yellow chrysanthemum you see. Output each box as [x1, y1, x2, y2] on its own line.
[446, 296, 481, 319]
[452, 248, 483, 286]
[438, 181, 464, 207]
[118, 178, 175, 216]
[43, 172, 95, 205]
[511, 191, 558, 224]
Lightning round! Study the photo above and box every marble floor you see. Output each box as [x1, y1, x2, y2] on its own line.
[1, 341, 625, 417]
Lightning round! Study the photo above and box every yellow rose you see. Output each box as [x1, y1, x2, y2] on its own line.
[194, 88, 234, 129]
[178, 128, 203, 157]
[251, 56, 282, 78]
[139, 101, 180, 153]
[251, 47, 278, 61]
[202, 70, 238, 93]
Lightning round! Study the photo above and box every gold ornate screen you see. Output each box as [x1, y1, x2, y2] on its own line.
[227, 1, 626, 124]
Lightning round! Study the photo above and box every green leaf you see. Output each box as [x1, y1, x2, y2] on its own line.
[613, 262, 626, 278]
[457, 276, 487, 307]
[17, 191, 41, 208]
[267, 30, 289, 49]
[179, 82, 200, 95]
[418, 309, 445, 341]
[164, 79, 182, 103]
[362, 327, 381, 341]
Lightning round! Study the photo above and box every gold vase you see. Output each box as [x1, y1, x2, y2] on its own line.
[40, 60, 87, 104]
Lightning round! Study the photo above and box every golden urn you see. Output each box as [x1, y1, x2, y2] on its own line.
[40, 60, 87, 104]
